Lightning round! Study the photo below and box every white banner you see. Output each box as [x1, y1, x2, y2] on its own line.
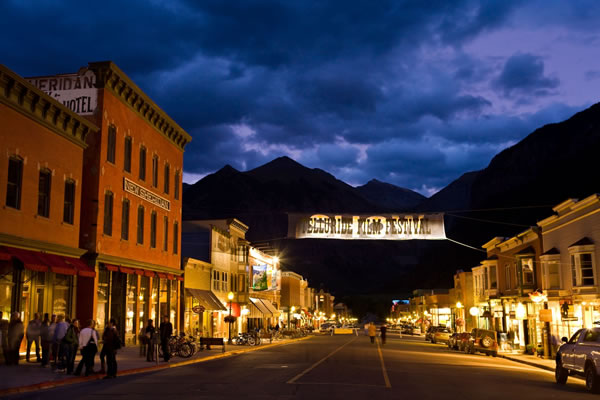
[288, 213, 446, 240]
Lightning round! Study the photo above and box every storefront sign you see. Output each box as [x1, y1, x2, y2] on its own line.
[252, 264, 268, 291]
[123, 177, 171, 211]
[539, 309, 553, 322]
[27, 70, 98, 116]
[288, 213, 445, 240]
[192, 305, 205, 314]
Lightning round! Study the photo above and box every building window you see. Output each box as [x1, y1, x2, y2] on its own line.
[124, 136, 132, 173]
[107, 125, 116, 164]
[489, 265, 497, 289]
[222, 272, 228, 292]
[174, 170, 180, 200]
[163, 216, 168, 252]
[571, 253, 595, 286]
[212, 270, 220, 291]
[6, 156, 23, 209]
[504, 264, 511, 289]
[37, 169, 51, 218]
[121, 199, 130, 240]
[173, 221, 179, 255]
[137, 206, 144, 244]
[103, 191, 113, 236]
[164, 163, 170, 194]
[546, 261, 561, 289]
[139, 146, 146, 181]
[520, 258, 534, 286]
[63, 180, 75, 224]
[150, 211, 157, 248]
[152, 155, 158, 188]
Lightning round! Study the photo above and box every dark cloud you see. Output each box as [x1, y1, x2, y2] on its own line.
[1, 0, 597, 194]
[494, 53, 559, 97]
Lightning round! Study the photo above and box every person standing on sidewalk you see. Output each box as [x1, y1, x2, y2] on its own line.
[26, 313, 42, 363]
[64, 319, 80, 374]
[53, 315, 69, 371]
[102, 318, 121, 379]
[145, 319, 156, 362]
[47, 314, 57, 366]
[74, 320, 98, 376]
[40, 313, 51, 367]
[7, 312, 24, 365]
[159, 316, 172, 362]
[368, 322, 376, 344]
[380, 324, 387, 345]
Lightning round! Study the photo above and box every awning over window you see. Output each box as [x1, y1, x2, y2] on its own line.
[259, 299, 279, 316]
[1, 246, 95, 277]
[186, 289, 227, 311]
[249, 297, 272, 316]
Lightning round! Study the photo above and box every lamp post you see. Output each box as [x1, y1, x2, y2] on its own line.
[227, 291, 234, 344]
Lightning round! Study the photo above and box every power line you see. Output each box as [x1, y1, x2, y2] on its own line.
[445, 213, 532, 228]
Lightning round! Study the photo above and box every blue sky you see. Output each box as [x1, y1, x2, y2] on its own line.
[3, 0, 600, 195]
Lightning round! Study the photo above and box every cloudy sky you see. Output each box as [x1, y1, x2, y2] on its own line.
[3, 1, 600, 196]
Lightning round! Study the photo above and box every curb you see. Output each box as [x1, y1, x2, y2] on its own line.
[0, 336, 312, 397]
[498, 354, 555, 372]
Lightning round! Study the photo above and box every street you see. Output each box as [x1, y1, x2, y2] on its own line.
[7, 334, 593, 400]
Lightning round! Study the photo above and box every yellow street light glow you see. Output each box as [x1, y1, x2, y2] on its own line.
[291, 306, 296, 313]
[228, 292, 234, 301]
[469, 306, 480, 317]
[273, 256, 279, 263]
[516, 303, 527, 320]
[456, 301, 463, 309]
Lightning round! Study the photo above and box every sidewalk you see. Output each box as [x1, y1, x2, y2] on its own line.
[498, 351, 555, 372]
[0, 337, 310, 396]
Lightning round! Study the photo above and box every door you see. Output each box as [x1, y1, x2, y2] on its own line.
[562, 329, 583, 369]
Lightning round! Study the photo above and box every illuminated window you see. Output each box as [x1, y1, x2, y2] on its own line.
[6, 156, 23, 209]
[547, 261, 560, 289]
[37, 169, 51, 217]
[63, 180, 75, 224]
[521, 258, 534, 285]
[571, 253, 594, 286]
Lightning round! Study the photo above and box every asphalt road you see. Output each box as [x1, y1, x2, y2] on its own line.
[7, 334, 594, 400]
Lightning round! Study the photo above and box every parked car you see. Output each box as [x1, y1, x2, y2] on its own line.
[556, 328, 600, 393]
[319, 323, 336, 332]
[401, 325, 415, 335]
[465, 328, 498, 356]
[448, 332, 471, 351]
[432, 327, 452, 344]
[425, 326, 446, 342]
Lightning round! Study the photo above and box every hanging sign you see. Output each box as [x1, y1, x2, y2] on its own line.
[288, 213, 445, 240]
[252, 264, 268, 291]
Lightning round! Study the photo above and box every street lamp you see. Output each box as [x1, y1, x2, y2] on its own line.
[227, 291, 234, 344]
[289, 306, 296, 329]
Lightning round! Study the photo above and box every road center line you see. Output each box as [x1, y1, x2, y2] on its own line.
[376, 338, 392, 389]
[286, 337, 357, 384]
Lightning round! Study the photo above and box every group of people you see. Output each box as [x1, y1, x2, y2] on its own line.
[366, 322, 387, 344]
[0, 311, 122, 379]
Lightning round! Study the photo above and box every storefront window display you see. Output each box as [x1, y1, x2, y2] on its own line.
[170, 280, 177, 329]
[0, 262, 13, 317]
[139, 276, 149, 331]
[150, 277, 158, 322]
[52, 274, 72, 317]
[159, 278, 168, 320]
[97, 269, 110, 331]
[126, 274, 138, 344]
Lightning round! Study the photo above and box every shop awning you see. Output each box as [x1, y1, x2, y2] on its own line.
[156, 272, 167, 279]
[1, 246, 95, 277]
[249, 297, 272, 316]
[63, 257, 96, 277]
[4, 246, 48, 271]
[259, 299, 279, 316]
[0, 247, 12, 261]
[119, 266, 135, 274]
[144, 270, 156, 277]
[104, 264, 119, 271]
[37, 253, 77, 275]
[186, 289, 227, 311]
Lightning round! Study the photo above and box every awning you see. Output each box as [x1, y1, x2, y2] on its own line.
[144, 270, 156, 278]
[249, 297, 272, 316]
[63, 257, 96, 277]
[176, 275, 184, 281]
[104, 264, 119, 271]
[259, 299, 279, 316]
[0, 247, 11, 261]
[157, 272, 167, 279]
[4, 247, 48, 271]
[166, 274, 175, 280]
[119, 266, 135, 274]
[37, 253, 77, 275]
[186, 289, 227, 311]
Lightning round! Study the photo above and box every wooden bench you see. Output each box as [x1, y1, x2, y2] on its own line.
[200, 337, 226, 352]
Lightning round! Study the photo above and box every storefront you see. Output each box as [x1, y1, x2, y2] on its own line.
[184, 288, 227, 338]
[97, 264, 181, 345]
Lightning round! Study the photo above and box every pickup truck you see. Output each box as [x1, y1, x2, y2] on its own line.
[556, 328, 600, 393]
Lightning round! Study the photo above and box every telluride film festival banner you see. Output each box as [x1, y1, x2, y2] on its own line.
[252, 264, 268, 291]
[287, 213, 446, 240]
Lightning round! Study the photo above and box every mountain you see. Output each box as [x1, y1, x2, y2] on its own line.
[356, 179, 426, 210]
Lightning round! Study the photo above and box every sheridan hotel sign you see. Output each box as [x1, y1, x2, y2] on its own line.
[124, 178, 171, 211]
[288, 213, 445, 240]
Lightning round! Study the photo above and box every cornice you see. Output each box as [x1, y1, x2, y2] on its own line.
[95, 252, 182, 275]
[88, 61, 192, 152]
[0, 65, 97, 149]
[0, 233, 87, 257]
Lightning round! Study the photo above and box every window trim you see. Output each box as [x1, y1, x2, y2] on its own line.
[173, 221, 179, 255]
[569, 245, 596, 287]
[540, 254, 562, 290]
[174, 170, 180, 200]
[152, 155, 159, 188]
[103, 191, 114, 236]
[139, 146, 147, 181]
[107, 125, 116, 164]
[137, 205, 145, 244]
[164, 163, 170, 194]
[121, 198, 130, 241]
[163, 216, 168, 252]
[124, 136, 132, 173]
[150, 211, 157, 249]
